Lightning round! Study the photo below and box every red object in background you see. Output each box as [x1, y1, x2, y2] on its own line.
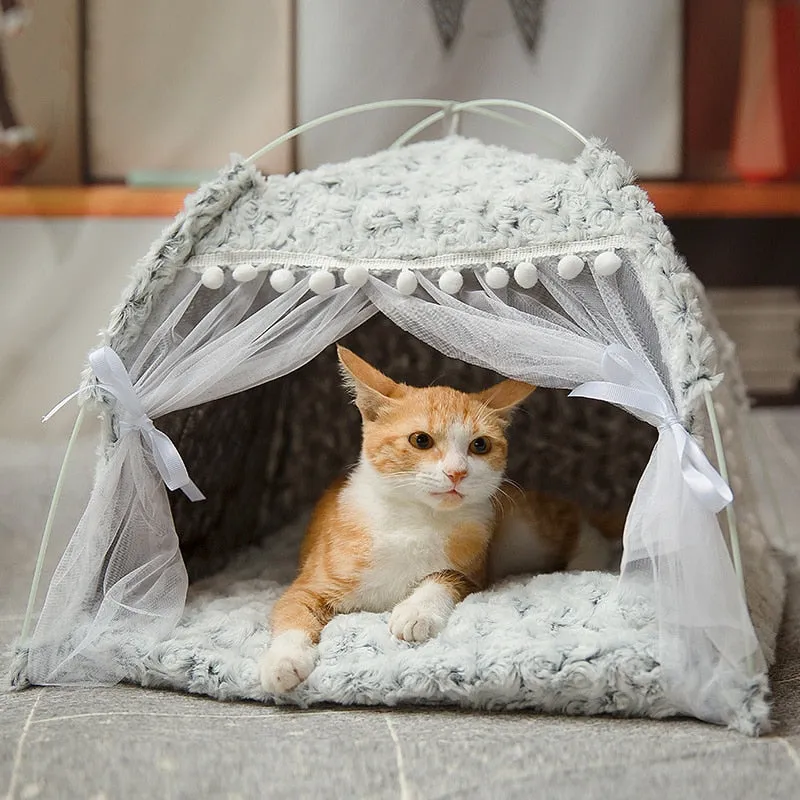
[774, 2, 800, 176]
[731, 0, 800, 181]
[683, 0, 746, 180]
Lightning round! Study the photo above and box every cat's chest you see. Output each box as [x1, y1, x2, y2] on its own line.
[339, 500, 452, 613]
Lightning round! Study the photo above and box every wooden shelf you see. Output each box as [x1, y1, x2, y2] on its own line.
[642, 181, 800, 218]
[1, 182, 800, 219]
[0, 186, 188, 217]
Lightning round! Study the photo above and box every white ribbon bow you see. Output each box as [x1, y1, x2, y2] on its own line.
[88, 347, 204, 502]
[570, 344, 732, 514]
[44, 347, 204, 502]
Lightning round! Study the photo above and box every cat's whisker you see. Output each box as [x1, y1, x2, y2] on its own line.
[427, 371, 447, 388]
[493, 486, 515, 506]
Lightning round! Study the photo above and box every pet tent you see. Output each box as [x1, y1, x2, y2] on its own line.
[10, 100, 788, 735]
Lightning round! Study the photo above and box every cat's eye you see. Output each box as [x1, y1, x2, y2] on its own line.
[469, 437, 491, 455]
[409, 432, 433, 450]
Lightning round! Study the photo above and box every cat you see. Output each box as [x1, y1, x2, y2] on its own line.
[259, 346, 622, 694]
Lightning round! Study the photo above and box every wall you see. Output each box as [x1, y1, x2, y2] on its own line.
[87, 0, 293, 180]
[296, 0, 683, 176]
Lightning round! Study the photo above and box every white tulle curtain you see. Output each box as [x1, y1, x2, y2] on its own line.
[27, 274, 375, 685]
[26, 259, 763, 728]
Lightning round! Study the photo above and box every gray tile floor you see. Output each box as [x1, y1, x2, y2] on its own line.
[1, 411, 799, 799]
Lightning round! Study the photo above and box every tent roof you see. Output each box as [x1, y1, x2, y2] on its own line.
[189, 136, 654, 262]
[100, 135, 718, 425]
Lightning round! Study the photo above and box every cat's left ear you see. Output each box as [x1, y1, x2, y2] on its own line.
[474, 379, 536, 420]
[337, 346, 403, 421]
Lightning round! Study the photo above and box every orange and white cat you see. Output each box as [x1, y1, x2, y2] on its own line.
[259, 347, 621, 694]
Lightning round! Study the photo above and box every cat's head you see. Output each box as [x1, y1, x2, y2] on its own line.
[338, 346, 535, 511]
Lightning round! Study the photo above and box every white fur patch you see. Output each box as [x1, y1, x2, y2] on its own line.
[260, 629, 317, 694]
[428, 421, 502, 507]
[389, 580, 455, 642]
[337, 461, 492, 613]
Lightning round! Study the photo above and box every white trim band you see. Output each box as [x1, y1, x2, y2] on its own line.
[184, 235, 631, 274]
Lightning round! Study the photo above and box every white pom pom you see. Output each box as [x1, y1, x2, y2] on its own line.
[593, 251, 622, 277]
[232, 263, 258, 283]
[439, 270, 463, 295]
[200, 266, 225, 290]
[269, 268, 295, 293]
[396, 270, 417, 295]
[557, 255, 584, 280]
[309, 270, 336, 295]
[343, 264, 369, 288]
[485, 266, 509, 289]
[513, 261, 538, 289]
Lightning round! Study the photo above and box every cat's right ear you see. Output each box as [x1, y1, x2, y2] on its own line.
[474, 379, 536, 421]
[337, 346, 402, 421]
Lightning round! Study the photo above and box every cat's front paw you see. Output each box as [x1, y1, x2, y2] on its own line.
[389, 597, 449, 643]
[260, 630, 317, 694]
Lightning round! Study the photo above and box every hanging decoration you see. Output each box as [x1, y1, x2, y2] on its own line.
[429, 0, 547, 53]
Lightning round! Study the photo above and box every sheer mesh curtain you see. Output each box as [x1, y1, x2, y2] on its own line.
[366, 275, 607, 388]
[27, 274, 375, 685]
[28, 259, 762, 729]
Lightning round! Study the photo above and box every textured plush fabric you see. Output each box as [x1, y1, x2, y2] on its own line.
[122, 517, 767, 728]
[3, 209, 799, 796]
[141, 137, 784, 682]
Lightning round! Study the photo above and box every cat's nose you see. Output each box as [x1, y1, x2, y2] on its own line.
[445, 469, 467, 486]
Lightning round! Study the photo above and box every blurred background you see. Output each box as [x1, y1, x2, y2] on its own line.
[0, 0, 798, 446]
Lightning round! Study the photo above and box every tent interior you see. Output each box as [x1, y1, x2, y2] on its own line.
[158, 313, 655, 582]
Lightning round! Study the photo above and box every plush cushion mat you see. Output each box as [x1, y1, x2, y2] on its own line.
[132, 517, 687, 721]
